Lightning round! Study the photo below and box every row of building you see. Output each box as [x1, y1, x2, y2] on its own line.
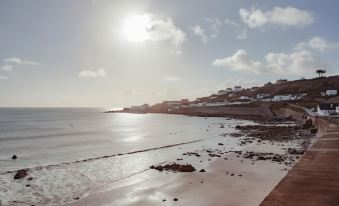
[124, 86, 338, 114]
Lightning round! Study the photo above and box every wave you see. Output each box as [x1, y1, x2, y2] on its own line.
[1, 135, 220, 175]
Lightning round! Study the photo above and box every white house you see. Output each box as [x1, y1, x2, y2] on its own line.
[256, 94, 270, 99]
[322, 89, 338, 96]
[239, 96, 250, 100]
[317, 103, 339, 116]
[234, 86, 241, 92]
[273, 95, 293, 102]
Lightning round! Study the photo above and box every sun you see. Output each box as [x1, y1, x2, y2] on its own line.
[123, 14, 151, 42]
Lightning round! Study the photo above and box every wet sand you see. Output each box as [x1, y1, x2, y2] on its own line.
[65, 153, 288, 206]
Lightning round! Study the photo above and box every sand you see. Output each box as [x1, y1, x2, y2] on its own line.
[65, 151, 289, 206]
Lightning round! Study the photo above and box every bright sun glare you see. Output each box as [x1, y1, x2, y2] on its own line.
[123, 14, 150, 42]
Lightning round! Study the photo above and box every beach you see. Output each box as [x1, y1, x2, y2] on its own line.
[65, 121, 314, 206]
[0, 108, 316, 206]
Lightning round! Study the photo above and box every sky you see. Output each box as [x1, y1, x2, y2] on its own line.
[1, 0, 339, 107]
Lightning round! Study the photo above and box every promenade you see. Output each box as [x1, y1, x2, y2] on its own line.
[260, 131, 339, 206]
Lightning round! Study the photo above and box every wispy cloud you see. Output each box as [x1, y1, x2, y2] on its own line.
[190, 25, 208, 43]
[295, 37, 339, 52]
[164, 76, 181, 81]
[240, 6, 314, 28]
[190, 17, 222, 43]
[78, 68, 107, 78]
[0, 75, 8, 80]
[3, 57, 42, 66]
[0, 64, 14, 72]
[224, 19, 238, 26]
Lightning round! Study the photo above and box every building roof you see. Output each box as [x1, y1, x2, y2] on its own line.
[318, 103, 339, 110]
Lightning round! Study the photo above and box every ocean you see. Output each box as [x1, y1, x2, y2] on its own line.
[0, 108, 247, 205]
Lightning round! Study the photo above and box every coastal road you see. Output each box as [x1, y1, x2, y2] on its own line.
[260, 131, 339, 206]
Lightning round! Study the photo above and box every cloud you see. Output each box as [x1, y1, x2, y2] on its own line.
[225, 18, 248, 40]
[240, 7, 314, 28]
[144, 14, 186, 54]
[0, 64, 14, 72]
[190, 17, 222, 43]
[0, 75, 8, 80]
[213, 50, 264, 74]
[164, 76, 181, 81]
[295, 37, 339, 52]
[212, 49, 324, 75]
[206, 17, 222, 39]
[78, 68, 107, 78]
[191, 25, 208, 43]
[3, 57, 42, 66]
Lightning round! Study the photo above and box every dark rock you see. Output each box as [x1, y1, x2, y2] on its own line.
[218, 143, 224, 146]
[151, 163, 196, 172]
[26, 184, 30, 187]
[11, 155, 17, 160]
[27, 177, 33, 181]
[73, 197, 80, 200]
[288, 148, 304, 155]
[310, 128, 318, 134]
[199, 169, 206, 172]
[228, 133, 242, 137]
[155, 165, 164, 171]
[173, 198, 178, 201]
[14, 169, 28, 180]
[272, 154, 285, 162]
[209, 154, 221, 157]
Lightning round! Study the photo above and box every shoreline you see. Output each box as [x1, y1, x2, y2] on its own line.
[64, 117, 315, 206]
[0, 112, 318, 206]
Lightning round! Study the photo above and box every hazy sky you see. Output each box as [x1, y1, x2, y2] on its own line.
[1, 0, 339, 107]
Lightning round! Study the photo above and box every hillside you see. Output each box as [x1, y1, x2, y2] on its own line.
[227, 76, 339, 105]
[253, 76, 339, 97]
